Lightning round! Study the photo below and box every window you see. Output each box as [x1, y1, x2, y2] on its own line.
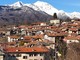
[40, 53, 43, 56]
[34, 53, 38, 56]
[34, 59, 38, 60]
[29, 54, 33, 56]
[11, 54, 15, 57]
[69, 41, 72, 42]
[29, 59, 33, 60]
[8, 54, 10, 57]
[16, 54, 21, 57]
[23, 56, 27, 59]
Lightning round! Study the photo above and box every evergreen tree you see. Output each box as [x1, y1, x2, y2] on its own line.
[53, 13, 57, 19]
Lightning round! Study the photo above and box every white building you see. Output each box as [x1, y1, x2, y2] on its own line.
[4, 46, 49, 60]
[7, 35, 19, 42]
[63, 36, 79, 44]
[50, 19, 60, 26]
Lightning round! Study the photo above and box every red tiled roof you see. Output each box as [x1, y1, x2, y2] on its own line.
[32, 34, 44, 39]
[9, 35, 20, 39]
[76, 35, 80, 40]
[63, 36, 77, 41]
[4, 46, 49, 53]
[7, 42, 16, 45]
[47, 32, 68, 37]
[69, 28, 78, 31]
[18, 25, 27, 29]
[63, 35, 80, 41]
[24, 36, 32, 40]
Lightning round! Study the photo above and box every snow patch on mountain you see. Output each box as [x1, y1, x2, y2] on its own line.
[24, 1, 58, 15]
[57, 10, 70, 20]
[9, 1, 24, 8]
[26, 4, 40, 11]
[33, 1, 58, 15]
[68, 12, 80, 19]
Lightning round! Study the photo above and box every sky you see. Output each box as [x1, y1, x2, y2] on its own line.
[0, 0, 80, 12]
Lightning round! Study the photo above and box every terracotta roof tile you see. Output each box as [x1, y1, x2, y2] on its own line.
[4, 46, 49, 53]
[47, 32, 68, 37]
[63, 36, 77, 41]
[24, 36, 32, 40]
[32, 34, 44, 39]
[69, 28, 78, 31]
[9, 35, 20, 39]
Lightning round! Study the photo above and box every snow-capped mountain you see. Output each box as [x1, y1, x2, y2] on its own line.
[10, 1, 24, 8]
[0, 1, 80, 25]
[26, 4, 40, 11]
[6, 1, 80, 20]
[33, 1, 58, 15]
[68, 12, 80, 19]
[9, 1, 58, 15]
[0, 1, 52, 25]
[57, 10, 70, 20]
[8, 1, 80, 19]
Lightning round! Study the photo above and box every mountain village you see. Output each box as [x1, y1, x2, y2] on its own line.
[0, 14, 80, 60]
[0, 1, 80, 60]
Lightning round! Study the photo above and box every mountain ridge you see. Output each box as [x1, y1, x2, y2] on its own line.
[0, 1, 80, 25]
[0, 4, 52, 25]
[8, 1, 80, 19]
